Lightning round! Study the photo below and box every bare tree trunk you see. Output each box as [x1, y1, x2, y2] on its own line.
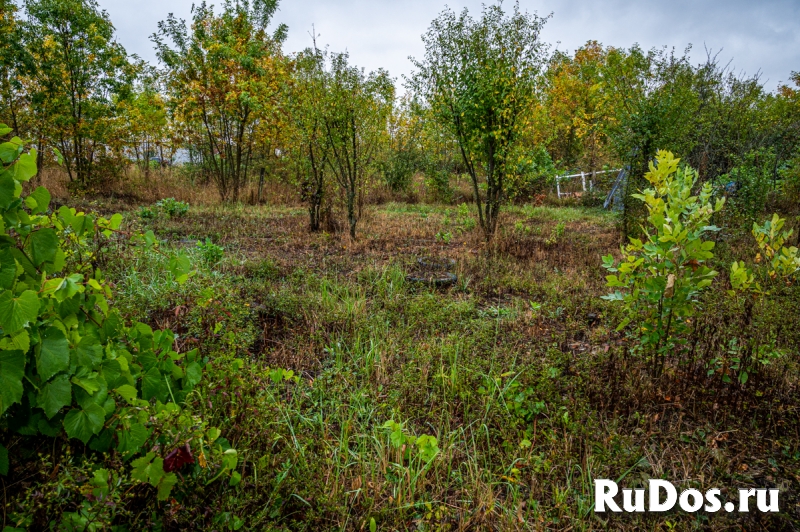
[257, 167, 265, 204]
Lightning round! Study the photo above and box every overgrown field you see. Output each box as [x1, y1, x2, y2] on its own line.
[7, 193, 799, 531]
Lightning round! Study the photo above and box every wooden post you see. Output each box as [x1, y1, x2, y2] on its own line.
[581, 171, 586, 192]
[556, 176, 561, 199]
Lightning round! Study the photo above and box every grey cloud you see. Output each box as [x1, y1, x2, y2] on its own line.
[102, 0, 799, 91]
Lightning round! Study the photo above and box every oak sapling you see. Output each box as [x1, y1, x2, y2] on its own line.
[602, 150, 724, 376]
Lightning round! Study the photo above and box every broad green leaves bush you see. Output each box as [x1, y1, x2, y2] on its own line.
[602, 150, 724, 375]
[727, 213, 800, 294]
[154, 197, 190, 217]
[0, 127, 233, 501]
[196, 237, 225, 265]
[724, 214, 799, 382]
[602, 149, 800, 384]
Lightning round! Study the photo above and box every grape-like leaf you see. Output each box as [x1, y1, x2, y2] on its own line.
[0, 350, 25, 415]
[76, 334, 103, 368]
[26, 186, 51, 214]
[184, 361, 202, 387]
[118, 422, 151, 456]
[30, 228, 58, 266]
[141, 367, 164, 401]
[115, 384, 138, 405]
[0, 174, 16, 209]
[12, 150, 37, 181]
[63, 403, 105, 444]
[157, 472, 178, 500]
[38, 374, 72, 418]
[38, 326, 69, 381]
[0, 290, 39, 334]
[0, 248, 17, 289]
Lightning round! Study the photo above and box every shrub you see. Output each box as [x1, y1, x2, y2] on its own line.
[0, 127, 235, 507]
[196, 237, 225, 265]
[138, 205, 156, 219]
[724, 214, 800, 383]
[154, 197, 190, 217]
[506, 145, 556, 201]
[602, 150, 724, 376]
[716, 148, 775, 226]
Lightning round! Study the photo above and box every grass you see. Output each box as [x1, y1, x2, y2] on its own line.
[5, 193, 800, 530]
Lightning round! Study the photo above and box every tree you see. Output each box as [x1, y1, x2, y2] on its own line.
[322, 52, 393, 239]
[544, 41, 613, 174]
[119, 69, 171, 178]
[763, 71, 800, 183]
[0, 0, 33, 138]
[686, 51, 769, 182]
[153, 0, 289, 202]
[23, 0, 134, 185]
[288, 46, 329, 231]
[409, 2, 549, 241]
[380, 95, 424, 194]
[601, 45, 699, 234]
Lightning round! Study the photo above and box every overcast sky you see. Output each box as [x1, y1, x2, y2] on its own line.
[100, 0, 799, 93]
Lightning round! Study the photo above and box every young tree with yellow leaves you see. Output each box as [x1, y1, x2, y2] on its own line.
[22, 0, 135, 186]
[545, 41, 614, 174]
[153, 0, 289, 202]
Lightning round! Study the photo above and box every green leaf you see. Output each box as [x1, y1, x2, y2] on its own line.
[141, 367, 164, 401]
[0, 248, 17, 290]
[12, 150, 37, 181]
[0, 443, 8, 475]
[76, 335, 103, 368]
[9, 248, 37, 278]
[131, 453, 159, 484]
[30, 228, 59, 266]
[38, 326, 70, 381]
[115, 384, 138, 404]
[38, 415, 63, 437]
[118, 422, 151, 456]
[157, 472, 178, 500]
[63, 403, 105, 444]
[108, 213, 122, 230]
[0, 174, 16, 209]
[88, 428, 114, 452]
[90, 468, 110, 498]
[71, 375, 102, 395]
[26, 187, 51, 214]
[168, 254, 192, 284]
[0, 350, 25, 415]
[53, 274, 83, 302]
[0, 289, 39, 334]
[0, 140, 20, 164]
[38, 374, 72, 418]
[131, 453, 176, 500]
[0, 329, 29, 352]
[184, 361, 202, 387]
